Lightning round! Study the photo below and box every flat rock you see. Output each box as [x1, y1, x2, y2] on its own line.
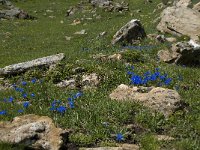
[80, 144, 139, 150]
[157, 6, 200, 41]
[110, 84, 181, 116]
[0, 114, 69, 150]
[112, 19, 146, 45]
[0, 53, 65, 76]
[157, 40, 200, 65]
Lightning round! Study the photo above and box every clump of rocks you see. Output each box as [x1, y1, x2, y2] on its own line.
[0, 0, 35, 19]
[158, 40, 200, 65]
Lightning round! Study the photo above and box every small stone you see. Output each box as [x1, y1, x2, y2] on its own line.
[65, 36, 72, 41]
[74, 29, 87, 35]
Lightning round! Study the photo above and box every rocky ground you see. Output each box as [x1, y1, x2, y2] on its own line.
[0, 0, 200, 149]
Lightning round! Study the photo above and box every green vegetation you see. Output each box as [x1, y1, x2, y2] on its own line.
[0, 0, 200, 149]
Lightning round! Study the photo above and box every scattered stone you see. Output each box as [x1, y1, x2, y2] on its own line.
[157, 5, 200, 41]
[110, 84, 181, 116]
[82, 73, 100, 89]
[74, 29, 87, 35]
[90, 0, 129, 12]
[0, 114, 70, 150]
[49, 15, 56, 18]
[65, 36, 72, 41]
[0, 53, 65, 76]
[112, 19, 146, 45]
[70, 18, 81, 25]
[156, 35, 166, 43]
[166, 37, 177, 43]
[193, 2, 200, 12]
[66, 6, 77, 16]
[80, 144, 139, 150]
[157, 41, 200, 65]
[92, 53, 122, 61]
[96, 31, 107, 38]
[0, 0, 35, 19]
[56, 79, 76, 88]
[155, 135, 175, 141]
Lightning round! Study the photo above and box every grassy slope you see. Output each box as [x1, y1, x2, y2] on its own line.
[0, 0, 200, 149]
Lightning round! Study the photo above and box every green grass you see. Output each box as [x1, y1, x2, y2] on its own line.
[0, 0, 200, 149]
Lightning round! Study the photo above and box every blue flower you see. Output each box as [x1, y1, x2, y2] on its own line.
[75, 92, 83, 98]
[69, 101, 75, 108]
[31, 78, 37, 83]
[131, 75, 142, 85]
[8, 96, 14, 103]
[164, 78, 172, 85]
[23, 101, 30, 108]
[57, 106, 66, 114]
[68, 97, 73, 101]
[116, 133, 124, 141]
[150, 74, 157, 81]
[31, 93, 35, 97]
[18, 109, 24, 113]
[22, 93, 28, 98]
[0, 110, 6, 115]
[22, 81, 27, 86]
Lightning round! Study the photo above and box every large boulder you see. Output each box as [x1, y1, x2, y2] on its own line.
[0, 53, 65, 76]
[157, 40, 200, 65]
[157, 6, 200, 41]
[112, 19, 146, 45]
[110, 84, 181, 116]
[0, 114, 70, 150]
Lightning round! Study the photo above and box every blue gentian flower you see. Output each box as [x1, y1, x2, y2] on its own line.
[116, 133, 124, 141]
[0, 110, 6, 115]
[75, 92, 83, 98]
[31, 78, 37, 83]
[22, 81, 27, 86]
[22, 93, 28, 98]
[69, 101, 75, 108]
[57, 106, 66, 114]
[31, 93, 35, 97]
[23, 101, 30, 108]
[164, 78, 172, 85]
[8, 96, 14, 103]
[18, 109, 24, 113]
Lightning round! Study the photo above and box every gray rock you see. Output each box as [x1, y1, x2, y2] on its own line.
[82, 73, 100, 89]
[0, 53, 65, 76]
[0, 114, 70, 150]
[0, 0, 35, 19]
[157, 6, 200, 41]
[89, 0, 128, 12]
[158, 40, 200, 65]
[56, 79, 76, 88]
[110, 84, 181, 116]
[112, 19, 146, 45]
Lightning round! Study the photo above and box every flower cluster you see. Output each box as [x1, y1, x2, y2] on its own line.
[127, 67, 173, 86]
[50, 92, 83, 114]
